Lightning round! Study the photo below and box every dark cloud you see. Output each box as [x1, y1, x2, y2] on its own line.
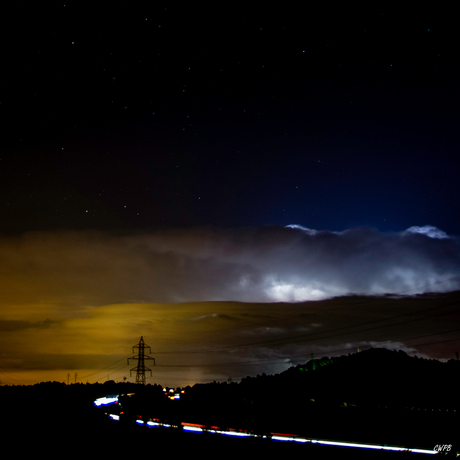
[0, 225, 459, 310]
[6, 353, 124, 371]
[0, 319, 56, 332]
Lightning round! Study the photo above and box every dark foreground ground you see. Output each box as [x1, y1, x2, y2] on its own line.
[14, 414, 444, 459]
[57, 418, 454, 459]
[3, 377, 457, 458]
[8, 401, 453, 459]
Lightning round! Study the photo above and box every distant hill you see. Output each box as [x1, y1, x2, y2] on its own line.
[180, 348, 460, 448]
[178, 348, 460, 414]
[273, 347, 460, 410]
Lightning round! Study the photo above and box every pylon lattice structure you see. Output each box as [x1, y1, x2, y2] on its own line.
[128, 336, 155, 385]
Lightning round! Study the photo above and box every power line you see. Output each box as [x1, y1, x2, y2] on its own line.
[147, 325, 460, 370]
[77, 298, 460, 383]
[150, 300, 460, 355]
[0, 364, 26, 384]
[77, 327, 460, 386]
[78, 355, 132, 381]
[150, 333, 460, 370]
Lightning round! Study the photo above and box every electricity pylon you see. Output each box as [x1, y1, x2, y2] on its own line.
[128, 336, 155, 385]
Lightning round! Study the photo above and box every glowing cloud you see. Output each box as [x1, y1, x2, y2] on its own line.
[404, 225, 449, 239]
[0, 225, 458, 309]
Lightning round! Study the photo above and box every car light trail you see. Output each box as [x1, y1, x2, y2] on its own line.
[96, 396, 447, 455]
[93, 395, 119, 406]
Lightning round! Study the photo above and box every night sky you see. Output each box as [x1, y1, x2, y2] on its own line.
[1, 3, 460, 386]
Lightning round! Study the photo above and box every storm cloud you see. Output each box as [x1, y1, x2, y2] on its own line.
[1, 224, 459, 309]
